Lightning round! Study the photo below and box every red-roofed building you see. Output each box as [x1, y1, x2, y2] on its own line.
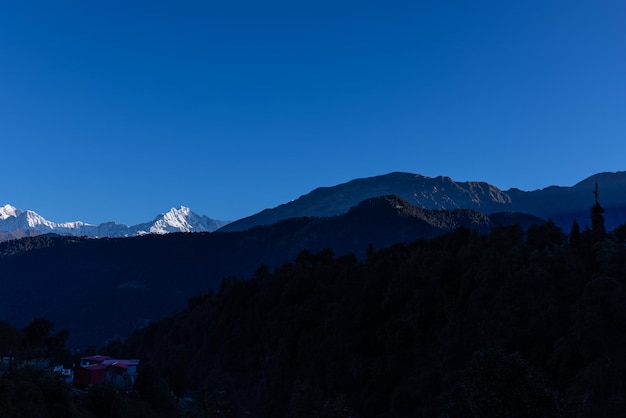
[80, 355, 111, 367]
[73, 355, 139, 390]
[74, 364, 107, 386]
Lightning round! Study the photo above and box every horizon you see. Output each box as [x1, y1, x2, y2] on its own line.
[2, 1, 625, 225]
[2, 169, 623, 226]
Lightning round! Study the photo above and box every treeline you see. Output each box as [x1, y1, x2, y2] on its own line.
[105, 219, 626, 417]
[0, 319, 173, 417]
[0, 317, 72, 366]
[0, 366, 170, 418]
[0, 318, 74, 417]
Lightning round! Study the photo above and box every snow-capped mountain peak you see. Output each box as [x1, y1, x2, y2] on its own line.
[136, 206, 229, 235]
[0, 204, 22, 220]
[24, 210, 50, 228]
[0, 204, 230, 241]
[160, 206, 194, 228]
[149, 206, 196, 234]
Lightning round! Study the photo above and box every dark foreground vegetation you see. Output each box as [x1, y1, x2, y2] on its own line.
[0, 317, 170, 417]
[3, 214, 626, 417]
[0, 367, 167, 418]
[112, 217, 626, 417]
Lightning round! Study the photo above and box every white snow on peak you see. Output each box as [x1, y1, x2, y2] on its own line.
[0, 203, 230, 241]
[0, 204, 22, 220]
[149, 206, 206, 234]
[21, 210, 89, 229]
[129, 205, 229, 235]
[24, 210, 52, 228]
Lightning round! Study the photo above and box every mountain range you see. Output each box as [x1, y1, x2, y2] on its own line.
[0, 205, 230, 242]
[3, 171, 626, 242]
[0, 196, 541, 348]
[222, 171, 626, 232]
[1, 170, 626, 347]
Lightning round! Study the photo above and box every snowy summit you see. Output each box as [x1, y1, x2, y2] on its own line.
[0, 204, 230, 242]
[135, 206, 230, 235]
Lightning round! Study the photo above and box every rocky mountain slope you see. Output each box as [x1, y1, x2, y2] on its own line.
[221, 171, 626, 232]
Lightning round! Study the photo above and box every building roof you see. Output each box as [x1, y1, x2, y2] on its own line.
[83, 364, 107, 372]
[78, 355, 139, 372]
[109, 362, 129, 370]
[102, 359, 139, 367]
[81, 355, 111, 362]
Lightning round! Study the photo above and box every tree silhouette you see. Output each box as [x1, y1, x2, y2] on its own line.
[21, 318, 54, 359]
[591, 183, 606, 241]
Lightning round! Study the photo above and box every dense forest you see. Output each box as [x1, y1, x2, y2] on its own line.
[3, 211, 626, 416]
[106, 216, 626, 417]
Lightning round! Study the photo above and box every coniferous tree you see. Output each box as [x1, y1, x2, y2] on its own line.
[591, 183, 606, 241]
[0, 321, 20, 356]
[21, 318, 54, 359]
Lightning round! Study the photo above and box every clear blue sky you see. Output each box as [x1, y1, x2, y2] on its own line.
[1, 1, 625, 225]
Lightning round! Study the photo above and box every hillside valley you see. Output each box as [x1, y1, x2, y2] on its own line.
[0, 196, 541, 348]
[1, 184, 626, 416]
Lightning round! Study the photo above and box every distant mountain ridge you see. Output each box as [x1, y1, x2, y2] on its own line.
[3, 171, 626, 242]
[221, 171, 626, 232]
[0, 204, 229, 242]
[0, 195, 543, 347]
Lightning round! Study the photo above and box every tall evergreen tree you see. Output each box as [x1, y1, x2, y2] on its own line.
[590, 183, 606, 241]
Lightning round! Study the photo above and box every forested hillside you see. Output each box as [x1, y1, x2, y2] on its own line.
[109, 219, 626, 417]
[0, 196, 541, 347]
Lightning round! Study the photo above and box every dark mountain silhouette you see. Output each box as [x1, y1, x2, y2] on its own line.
[221, 171, 626, 232]
[0, 196, 541, 348]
